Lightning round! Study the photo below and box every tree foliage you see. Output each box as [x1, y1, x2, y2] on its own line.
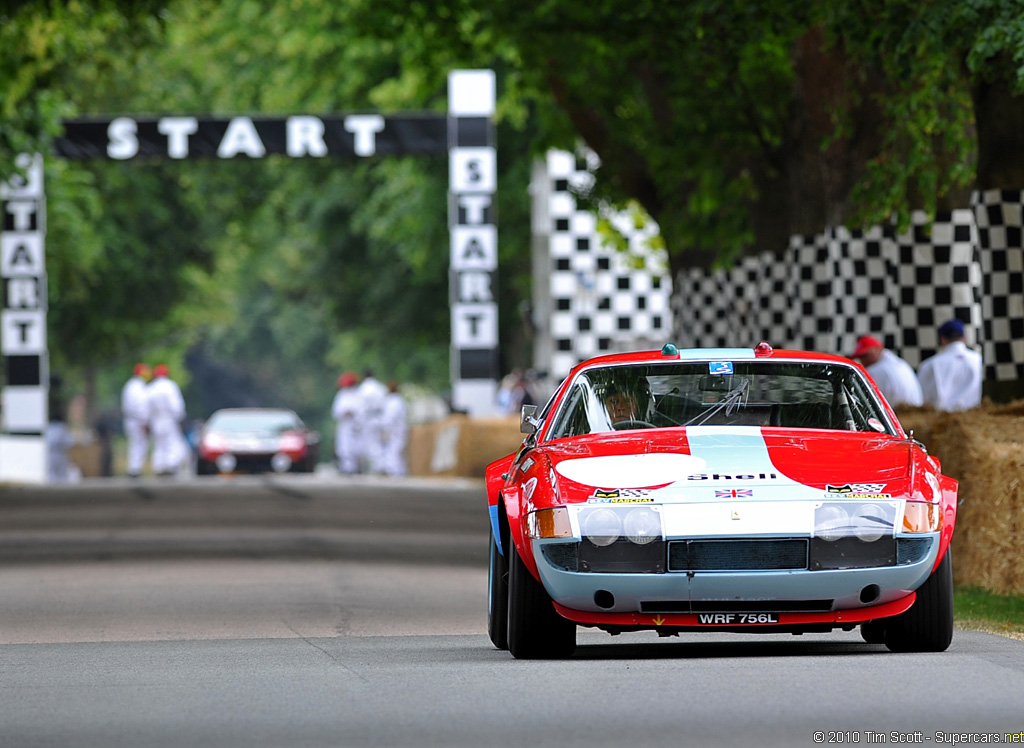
[3, 0, 1024, 426]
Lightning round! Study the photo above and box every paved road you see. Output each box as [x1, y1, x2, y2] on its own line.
[1, 476, 1022, 748]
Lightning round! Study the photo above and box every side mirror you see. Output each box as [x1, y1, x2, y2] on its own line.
[520, 404, 540, 434]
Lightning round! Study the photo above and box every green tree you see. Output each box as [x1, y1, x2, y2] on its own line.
[8, 0, 1024, 422]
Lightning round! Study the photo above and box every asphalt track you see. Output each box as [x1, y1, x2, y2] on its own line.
[0, 474, 1022, 748]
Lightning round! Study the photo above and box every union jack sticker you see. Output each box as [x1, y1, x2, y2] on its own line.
[715, 488, 753, 499]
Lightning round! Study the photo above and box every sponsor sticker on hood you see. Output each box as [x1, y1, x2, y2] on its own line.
[588, 488, 654, 503]
[825, 483, 891, 499]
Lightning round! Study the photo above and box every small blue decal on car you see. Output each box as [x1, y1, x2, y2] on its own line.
[709, 361, 734, 375]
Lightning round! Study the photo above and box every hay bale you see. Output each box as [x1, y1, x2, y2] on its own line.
[456, 416, 524, 478]
[408, 415, 523, 478]
[919, 402, 1024, 596]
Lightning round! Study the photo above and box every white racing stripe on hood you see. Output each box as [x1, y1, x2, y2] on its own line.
[555, 427, 822, 502]
[683, 426, 777, 480]
[554, 453, 707, 488]
[558, 427, 835, 536]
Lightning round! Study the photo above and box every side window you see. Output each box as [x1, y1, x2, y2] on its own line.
[547, 385, 590, 439]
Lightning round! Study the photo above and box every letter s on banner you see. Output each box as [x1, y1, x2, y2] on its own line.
[107, 118, 139, 160]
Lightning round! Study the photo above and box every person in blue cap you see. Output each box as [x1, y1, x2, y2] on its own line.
[917, 319, 983, 411]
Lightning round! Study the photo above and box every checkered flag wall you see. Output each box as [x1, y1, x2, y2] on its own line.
[974, 189, 1024, 381]
[673, 211, 983, 370]
[532, 150, 674, 380]
[533, 153, 1019, 384]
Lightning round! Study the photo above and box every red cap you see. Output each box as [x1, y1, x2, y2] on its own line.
[852, 336, 883, 358]
[337, 371, 358, 388]
[133, 362, 150, 376]
[153, 364, 169, 377]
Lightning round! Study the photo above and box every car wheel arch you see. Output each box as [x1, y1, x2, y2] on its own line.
[500, 487, 544, 582]
[493, 495, 510, 555]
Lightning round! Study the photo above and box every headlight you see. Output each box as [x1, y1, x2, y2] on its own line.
[852, 503, 892, 542]
[814, 505, 849, 541]
[623, 507, 662, 545]
[202, 432, 227, 451]
[279, 432, 305, 451]
[814, 501, 899, 543]
[903, 501, 942, 533]
[582, 508, 621, 547]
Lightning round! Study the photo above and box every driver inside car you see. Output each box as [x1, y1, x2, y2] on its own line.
[604, 384, 640, 424]
[599, 374, 654, 429]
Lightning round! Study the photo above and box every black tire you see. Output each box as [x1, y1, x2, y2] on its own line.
[884, 548, 954, 652]
[507, 537, 576, 659]
[196, 459, 215, 476]
[860, 619, 886, 644]
[487, 535, 509, 650]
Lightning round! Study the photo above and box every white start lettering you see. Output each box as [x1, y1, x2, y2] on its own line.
[105, 115, 379, 159]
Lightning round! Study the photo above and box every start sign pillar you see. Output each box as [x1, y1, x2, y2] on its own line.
[448, 70, 499, 416]
[0, 154, 48, 483]
[0, 70, 499, 486]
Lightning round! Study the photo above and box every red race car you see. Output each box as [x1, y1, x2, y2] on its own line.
[486, 344, 956, 658]
[196, 408, 320, 475]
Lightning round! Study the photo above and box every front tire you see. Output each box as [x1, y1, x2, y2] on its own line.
[860, 619, 886, 644]
[487, 535, 509, 650]
[884, 548, 954, 652]
[507, 537, 576, 659]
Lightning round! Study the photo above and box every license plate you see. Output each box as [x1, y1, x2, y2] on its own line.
[697, 613, 780, 624]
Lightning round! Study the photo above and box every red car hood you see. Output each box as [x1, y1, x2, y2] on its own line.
[538, 427, 914, 502]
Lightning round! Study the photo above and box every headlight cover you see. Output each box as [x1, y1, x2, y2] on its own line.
[814, 501, 897, 541]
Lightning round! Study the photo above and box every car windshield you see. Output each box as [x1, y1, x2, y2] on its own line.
[545, 360, 895, 439]
[206, 411, 302, 434]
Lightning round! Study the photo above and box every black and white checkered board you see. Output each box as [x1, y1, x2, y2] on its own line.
[674, 212, 983, 368]
[535, 152, 1020, 384]
[973, 189, 1024, 382]
[537, 150, 674, 379]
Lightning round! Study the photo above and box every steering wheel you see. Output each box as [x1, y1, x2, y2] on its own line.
[612, 419, 655, 430]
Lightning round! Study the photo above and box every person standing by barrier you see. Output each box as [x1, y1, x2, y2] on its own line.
[380, 380, 408, 476]
[918, 319, 983, 411]
[47, 392, 78, 483]
[121, 362, 152, 477]
[850, 335, 923, 408]
[332, 371, 362, 474]
[148, 364, 188, 477]
[357, 369, 389, 474]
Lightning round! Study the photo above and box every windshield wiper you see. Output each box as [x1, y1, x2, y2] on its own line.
[685, 379, 749, 426]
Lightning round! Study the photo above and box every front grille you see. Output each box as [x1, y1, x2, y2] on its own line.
[896, 537, 933, 565]
[541, 542, 579, 571]
[669, 539, 808, 572]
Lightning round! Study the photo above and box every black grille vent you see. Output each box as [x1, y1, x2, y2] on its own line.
[668, 539, 808, 572]
[896, 537, 933, 565]
[541, 542, 579, 571]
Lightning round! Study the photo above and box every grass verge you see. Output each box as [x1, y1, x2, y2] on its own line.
[954, 586, 1024, 641]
